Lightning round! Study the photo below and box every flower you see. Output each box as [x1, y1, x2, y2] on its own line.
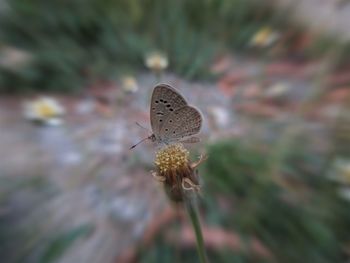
[152, 143, 206, 202]
[23, 97, 65, 126]
[121, 76, 139, 93]
[328, 158, 350, 201]
[0, 46, 32, 71]
[334, 159, 350, 184]
[145, 51, 169, 72]
[250, 27, 279, 47]
[338, 187, 350, 202]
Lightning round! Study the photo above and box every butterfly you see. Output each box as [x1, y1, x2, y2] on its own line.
[130, 84, 202, 149]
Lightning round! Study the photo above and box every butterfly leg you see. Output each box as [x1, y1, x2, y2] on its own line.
[190, 154, 208, 169]
[180, 136, 200, 144]
[135, 122, 151, 133]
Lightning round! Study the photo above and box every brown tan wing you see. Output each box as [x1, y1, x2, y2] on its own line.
[160, 106, 202, 143]
[150, 84, 188, 137]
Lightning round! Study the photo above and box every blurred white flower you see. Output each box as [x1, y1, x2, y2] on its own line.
[328, 159, 350, 201]
[122, 76, 139, 93]
[145, 51, 169, 72]
[0, 46, 32, 71]
[338, 187, 350, 202]
[334, 159, 350, 184]
[250, 27, 279, 48]
[23, 97, 65, 126]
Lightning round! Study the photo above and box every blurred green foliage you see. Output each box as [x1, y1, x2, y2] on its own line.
[0, 0, 285, 92]
[39, 224, 94, 263]
[201, 140, 350, 263]
[139, 236, 263, 263]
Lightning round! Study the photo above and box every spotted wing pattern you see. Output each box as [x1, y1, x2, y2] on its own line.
[160, 106, 202, 143]
[150, 84, 188, 140]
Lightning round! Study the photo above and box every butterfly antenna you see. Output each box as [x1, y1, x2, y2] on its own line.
[135, 122, 151, 133]
[129, 136, 150, 150]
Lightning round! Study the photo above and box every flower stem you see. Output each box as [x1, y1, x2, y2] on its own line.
[185, 198, 209, 263]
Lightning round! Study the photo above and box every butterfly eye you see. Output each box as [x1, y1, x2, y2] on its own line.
[170, 109, 174, 112]
[155, 100, 159, 103]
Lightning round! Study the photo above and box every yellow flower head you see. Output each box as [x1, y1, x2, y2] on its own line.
[35, 101, 56, 118]
[155, 143, 190, 173]
[153, 143, 206, 203]
[122, 76, 138, 93]
[24, 97, 65, 125]
[251, 27, 279, 47]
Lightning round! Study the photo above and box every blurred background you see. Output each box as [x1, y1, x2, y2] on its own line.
[1, 0, 350, 262]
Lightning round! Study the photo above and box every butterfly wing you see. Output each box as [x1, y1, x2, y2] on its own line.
[160, 105, 202, 143]
[180, 136, 201, 144]
[150, 84, 188, 139]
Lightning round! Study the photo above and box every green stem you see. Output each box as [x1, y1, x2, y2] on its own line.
[185, 198, 209, 263]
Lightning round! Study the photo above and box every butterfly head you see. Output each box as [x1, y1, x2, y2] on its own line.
[150, 134, 157, 142]
[129, 134, 157, 150]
